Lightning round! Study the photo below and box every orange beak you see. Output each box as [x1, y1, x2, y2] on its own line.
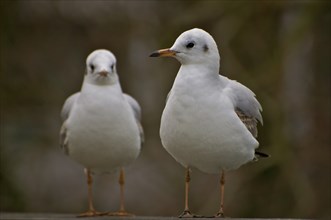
[150, 48, 177, 57]
[98, 70, 109, 77]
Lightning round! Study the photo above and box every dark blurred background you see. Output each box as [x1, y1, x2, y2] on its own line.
[0, 0, 330, 218]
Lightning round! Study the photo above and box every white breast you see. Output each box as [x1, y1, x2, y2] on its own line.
[160, 67, 258, 173]
[66, 83, 140, 172]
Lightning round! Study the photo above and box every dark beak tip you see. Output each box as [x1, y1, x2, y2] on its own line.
[149, 51, 160, 57]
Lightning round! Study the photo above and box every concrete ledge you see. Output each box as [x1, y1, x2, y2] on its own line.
[0, 213, 312, 220]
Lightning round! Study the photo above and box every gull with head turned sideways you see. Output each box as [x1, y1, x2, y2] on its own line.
[150, 28, 268, 218]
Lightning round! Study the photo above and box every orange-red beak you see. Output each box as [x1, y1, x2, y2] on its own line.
[150, 48, 177, 57]
[98, 70, 109, 77]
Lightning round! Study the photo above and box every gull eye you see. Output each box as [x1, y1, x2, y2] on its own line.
[110, 64, 114, 71]
[186, 42, 195, 49]
[90, 64, 95, 71]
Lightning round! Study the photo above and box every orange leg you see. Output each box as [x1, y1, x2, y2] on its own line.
[215, 170, 226, 218]
[77, 168, 103, 217]
[107, 168, 134, 216]
[178, 168, 201, 218]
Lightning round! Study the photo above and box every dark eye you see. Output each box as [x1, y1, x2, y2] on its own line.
[90, 64, 95, 71]
[110, 64, 114, 71]
[186, 42, 195, 49]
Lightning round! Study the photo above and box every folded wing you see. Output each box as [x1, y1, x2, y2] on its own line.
[60, 92, 80, 154]
[124, 94, 144, 145]
[222, 76, 263, 138]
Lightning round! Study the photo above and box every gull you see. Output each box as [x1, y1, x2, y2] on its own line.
[60, 49, 143, 217]
[150, 28, 268, 218]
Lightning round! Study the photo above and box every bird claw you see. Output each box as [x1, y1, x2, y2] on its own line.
[106, 210, 135, 216]
[213, 212, 226, 218]
[179, 210, 203, 218]
[77, 210, 104, 217]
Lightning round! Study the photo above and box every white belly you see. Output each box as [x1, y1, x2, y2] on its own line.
[160, 91, 258, 173]
[66, 90, 140, 172]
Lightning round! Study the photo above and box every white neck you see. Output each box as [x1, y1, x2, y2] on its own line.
[170, 64, 219, 96]
[180, 61, 219, 81]
[81, 75, 123, 95]
[83, 73, 119, 86]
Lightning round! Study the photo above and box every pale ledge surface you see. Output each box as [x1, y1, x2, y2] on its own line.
[0, 213, 312, 220]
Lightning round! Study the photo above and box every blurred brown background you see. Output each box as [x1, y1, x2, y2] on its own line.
[0, 0, 330, 219]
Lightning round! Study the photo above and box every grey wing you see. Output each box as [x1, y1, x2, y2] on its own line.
[235, 108, 259, 138]
[61, 92, 80, 122]
[123, 94, 144, 145]
[165, 90, 172, 103]
[223, 77, 263, 138]
[60, 92, 80, 154]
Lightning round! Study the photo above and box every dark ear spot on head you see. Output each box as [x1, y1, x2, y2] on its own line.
[203, 44, 209, 52]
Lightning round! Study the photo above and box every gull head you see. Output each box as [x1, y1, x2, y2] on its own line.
[150, 28, 220, 66]
[85, 49, 118, 85]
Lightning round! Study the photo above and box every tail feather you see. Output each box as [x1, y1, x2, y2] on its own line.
[253, 151, 270, 161]
[255, 151, 270, 158]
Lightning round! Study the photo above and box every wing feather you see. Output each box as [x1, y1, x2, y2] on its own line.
[123, 94, 144, 145]
[222, 76, 263, 137]
[60, 92, 80, 154]
[61, 93, 80, 122]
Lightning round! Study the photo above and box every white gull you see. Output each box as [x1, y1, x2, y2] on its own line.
[150, 28, 267, 217]
[60, 49, 143, 217]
